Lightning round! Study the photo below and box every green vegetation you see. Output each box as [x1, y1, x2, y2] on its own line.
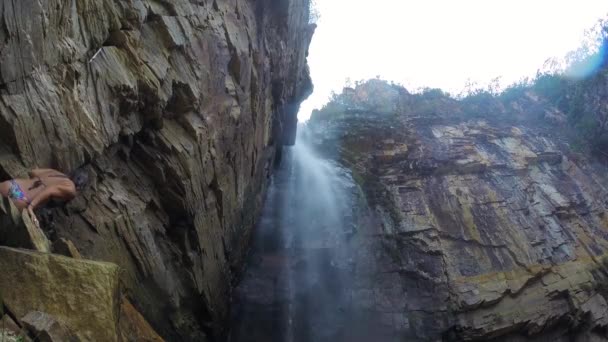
[498, 22, 608, 154]
[502, 36, 608, 154]
[312, 22, 608, 159]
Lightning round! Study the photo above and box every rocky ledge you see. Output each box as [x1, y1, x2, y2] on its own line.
[0, 0, 314, 340]
[307, 80, 608, 341]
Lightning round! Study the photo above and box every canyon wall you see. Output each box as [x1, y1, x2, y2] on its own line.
[307, 80, 608, 341]
[0, 0, 314, 340]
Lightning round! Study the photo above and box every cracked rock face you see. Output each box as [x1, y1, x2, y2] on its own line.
[0, 0, 313, 340]
[307, 81, 608, 341]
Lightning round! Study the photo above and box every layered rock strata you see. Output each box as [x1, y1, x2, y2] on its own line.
[0, 0, 314, 340]
[307, 81, 608, 341]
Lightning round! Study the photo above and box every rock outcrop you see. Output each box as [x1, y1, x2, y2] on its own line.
[307, 80, 608, 341]
[0, 246, 121, 341]
[0, 0, 314, 340]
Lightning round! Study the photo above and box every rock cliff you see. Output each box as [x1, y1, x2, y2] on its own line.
[306, 79, 608, 341]
[0, 0, 314, 340]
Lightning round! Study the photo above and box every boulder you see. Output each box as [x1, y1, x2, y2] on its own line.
[0, 247, 120, 341]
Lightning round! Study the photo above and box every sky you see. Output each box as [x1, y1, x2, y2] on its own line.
[298, 0, 608, 120]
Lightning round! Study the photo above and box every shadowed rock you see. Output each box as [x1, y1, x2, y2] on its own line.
[21, 311, 79, 342]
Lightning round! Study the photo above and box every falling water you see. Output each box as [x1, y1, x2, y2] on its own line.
[229, 132, 365, 342]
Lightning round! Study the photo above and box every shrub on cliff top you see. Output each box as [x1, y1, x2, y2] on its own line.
[311, 20, 608, 157]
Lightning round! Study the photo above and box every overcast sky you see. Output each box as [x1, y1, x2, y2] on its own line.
[298, 0, 608, 120]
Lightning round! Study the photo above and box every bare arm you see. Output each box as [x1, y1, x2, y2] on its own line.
[28, 168, 59, 178]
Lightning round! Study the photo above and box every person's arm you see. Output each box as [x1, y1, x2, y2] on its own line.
[28, 169, 57, 178]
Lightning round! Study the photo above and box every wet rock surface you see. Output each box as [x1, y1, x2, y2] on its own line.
[0, 0, 313, 340]
[307, 80, 608, 341]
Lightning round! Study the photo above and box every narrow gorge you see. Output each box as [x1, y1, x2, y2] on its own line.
[0, 1, 608, 341]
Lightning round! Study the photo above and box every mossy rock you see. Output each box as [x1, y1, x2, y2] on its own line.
[0, 247, 120, 341]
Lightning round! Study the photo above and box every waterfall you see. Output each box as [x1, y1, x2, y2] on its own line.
[230, 133, 361, 342]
